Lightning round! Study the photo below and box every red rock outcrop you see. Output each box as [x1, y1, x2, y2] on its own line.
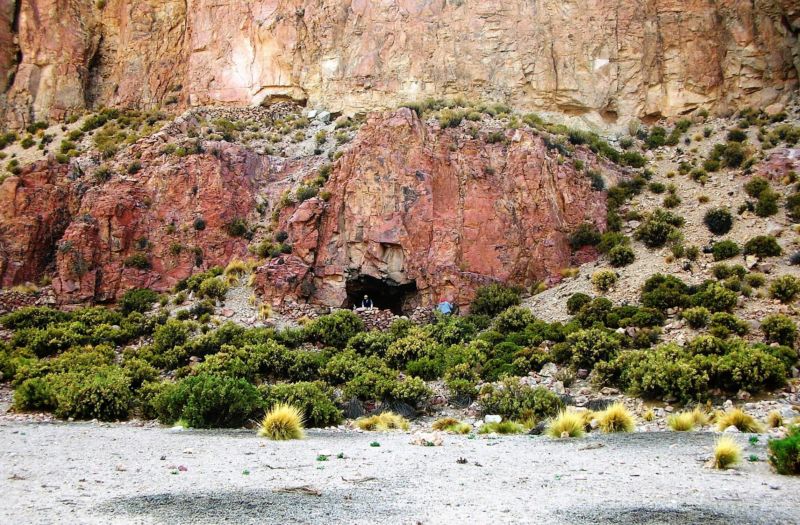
[259, 109, 620, 309]
[0, 161, 78, 287]
[2, 0, 799, 128]
[52, 142, 264, 303]
[0, 108, 623, 308]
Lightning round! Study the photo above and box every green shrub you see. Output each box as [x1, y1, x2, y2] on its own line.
[123, 253, 150, 270]
[569, 223, 601, 249]
[198, 277, 228, 300]
[768, 426, 800, 475]
[762, 314, 797, 348]
[635, 209, 684, 248]
[622, 344, 710, 402]
[708, 312, 749, 338]
[51, 366, 133, 421]
[153, 373, 263, 428]
[691, 282, 738, 313]
[1, 306, 70, 330]
[493, 306, 535, 334]
[305, 310, 364, 349]
[566, 293, 592, 315]
[14, 377, 57, 411]
[261, 381, 342, 427]
[743, 236, 782, 258]
[770, 275, 800, 303]
[744, 177, 770, 199]
[385, 331, 440, 369]
[714, 346, 786, 393]
[592, 269, 618, 292]
[564, 328, 622, 369]
[712, 240, 741, 261]
[755, 190, 780, 217]
[346, 331, 393, 357]
[470, 284, 521, 317]
[608, 245, 635, 267]
[119, 288, 159, 314]
[478, 376, 563, 421]
[704, 208, 733, 235]
[640, 274, 690, 311]
[682, 307, 710, 329]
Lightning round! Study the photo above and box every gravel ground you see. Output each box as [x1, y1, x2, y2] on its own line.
[1, 422, 799, 524]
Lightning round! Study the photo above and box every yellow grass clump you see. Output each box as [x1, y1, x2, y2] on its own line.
[356, 412, 410, 432]
[546, 411, 586, 439]
[713, 436, 741, 469]
[258, 404, 304, 441]
[478, 421, 526, 435]
[667, 412, 696, 432]
[766, 411, 784, 428]
[596, 403, 636, 433]
[642, 409, 655, 422]
[432, 417, 471, 434]
[691, 407, 710, 427]
[716, 408, 764, 433]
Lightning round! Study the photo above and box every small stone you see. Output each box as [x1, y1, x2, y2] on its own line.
[178, 465, 188, 472]
[560, 431, 570, 438]
[552, 381, 565, 395]
[539, 363, 558, 377]
[723, 399, 734, 409]
[737, 390, 751, 400]
[115, 464, 127, 472]
[664, 405, 674, 413]
[576, 369, 589, 380]
[484, 415, 502, 424]
[724, 425, 740, 433]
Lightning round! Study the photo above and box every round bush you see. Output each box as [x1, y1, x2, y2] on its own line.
[198, 277, 229, 300]
[704, 208, 733, 235]
[681, 307, 710, 329]
[743, 236, 782, 258]
[470, 284, 522, 317]
[261, 381, 342, 427]
[592, 270, 618, 292]
[712, 240, 740, 261]
[493, 306, 535, 334]
[305, 310, 365, 349]
[769, 275, 800, 303]
[478, 376, 563, 421]
[691, 282, 738, 313]
[565, 328, 623, 369]
[762, 314, 797, 347]
[608, 245, 635, 267]
[153, 373, 263, 428]
[119, 288, 159, 314]
[52, 366, 133, 421]
[566, 293, 592, 315]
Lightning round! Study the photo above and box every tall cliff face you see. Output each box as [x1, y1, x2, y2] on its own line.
[2, 0, 798, 129]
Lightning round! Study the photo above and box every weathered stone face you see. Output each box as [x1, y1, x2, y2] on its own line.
[2, 0, 799, 127]
[260, 109, 620, 309]
[0, 109, 620, 309]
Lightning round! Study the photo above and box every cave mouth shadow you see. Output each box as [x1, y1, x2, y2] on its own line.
[344, 274, 418, 315]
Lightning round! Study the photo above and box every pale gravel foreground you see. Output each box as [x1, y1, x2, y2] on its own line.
[1, 422, 799, 525]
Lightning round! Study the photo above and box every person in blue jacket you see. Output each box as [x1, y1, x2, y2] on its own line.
[437, 298, 453, 315]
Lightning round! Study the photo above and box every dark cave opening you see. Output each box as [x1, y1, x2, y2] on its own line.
[344, 275, 418, 315]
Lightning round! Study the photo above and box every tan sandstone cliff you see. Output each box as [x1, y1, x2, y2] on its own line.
[2, 0, 799, 129]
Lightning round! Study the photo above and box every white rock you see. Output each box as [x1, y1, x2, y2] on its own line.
[724, 425, 740, 433]
[317, 111, 332, 123]
[552, 381, 565, 395]
[484, 415, 502, 424]
[539, 363, 558, 377]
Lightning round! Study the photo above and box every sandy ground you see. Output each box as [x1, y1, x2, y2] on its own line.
[1, 422, 798, 525]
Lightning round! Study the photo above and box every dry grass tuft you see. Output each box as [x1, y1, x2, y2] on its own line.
[432, 417, 470, 433]
[258, 404, 304, 440]
[642, 408, 655, 422]
[713, 436, 741, 469]
[667, 412, 696, 432]
[356, 412, 410, 432]
[478, 421, 525, 435]
[766, 410, 784, 428]
[716, 408, 764, 433]
[546, 411, 586, 438]
[596, 403, 635, 433]
[691, 407, 710, 427]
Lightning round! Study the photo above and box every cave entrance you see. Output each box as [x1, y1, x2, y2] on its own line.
[345, 275, 418, 315]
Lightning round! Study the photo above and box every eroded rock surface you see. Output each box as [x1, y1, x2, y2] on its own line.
[2, 0, 799, 127]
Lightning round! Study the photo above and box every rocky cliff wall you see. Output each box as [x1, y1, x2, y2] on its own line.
[2, 0, 799, 129]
